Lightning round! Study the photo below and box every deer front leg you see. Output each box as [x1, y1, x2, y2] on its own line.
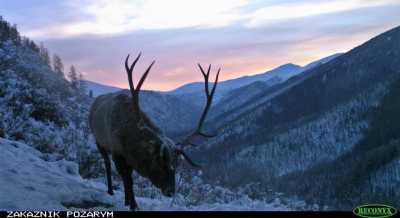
[113, 154, 139, 211]
[96, 143, 113, 195]
[125, 168, 139, 210]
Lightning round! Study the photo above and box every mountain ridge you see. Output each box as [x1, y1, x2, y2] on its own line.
[170, 53, 342, 96]
[198, 25, 400, 208]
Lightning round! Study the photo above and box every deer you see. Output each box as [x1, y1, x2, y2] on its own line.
[89, 52, 220, 210]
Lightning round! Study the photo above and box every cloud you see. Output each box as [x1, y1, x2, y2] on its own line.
[246, 0, 397, 27]
[25, 0, 249, 38]
[8, 0, 400, 39]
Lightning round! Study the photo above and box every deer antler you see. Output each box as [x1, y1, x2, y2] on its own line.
[125, 53, 155, 117]
[177, 64, 220, 148]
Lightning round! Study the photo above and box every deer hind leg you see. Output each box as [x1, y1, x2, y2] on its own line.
[96, 143, 113, 195]
[113, 154, 138, 211]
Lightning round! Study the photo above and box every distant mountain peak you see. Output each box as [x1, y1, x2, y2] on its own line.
[275, 63, 302, 70]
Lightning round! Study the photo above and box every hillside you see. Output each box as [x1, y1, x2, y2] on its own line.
[83, 82, 201, 138]
[0, 17, 99, 178]
[198, 26, 400, 208]
[130, 90, 201, 138]
[174, 53, 342, 119]
[276, 76, 400, 209]
[203, 53, 342, 133]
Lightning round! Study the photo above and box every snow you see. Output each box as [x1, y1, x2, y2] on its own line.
[0, 137, 116, 210]
[0, 137, 294, 211]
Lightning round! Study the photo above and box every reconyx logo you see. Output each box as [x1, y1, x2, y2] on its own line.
[353, 204, 397, 218]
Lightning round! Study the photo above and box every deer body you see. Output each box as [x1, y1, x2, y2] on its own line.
[90, 91, 168, 172]
[89, 53, 220, 211]
[90, 90, 178, 209]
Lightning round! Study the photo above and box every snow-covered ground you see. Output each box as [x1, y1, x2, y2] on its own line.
[0, 137, 295, 211]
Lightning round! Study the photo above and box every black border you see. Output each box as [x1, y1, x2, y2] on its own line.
[0, 211, 358, 218]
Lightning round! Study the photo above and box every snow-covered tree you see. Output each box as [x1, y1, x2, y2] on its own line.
[68, 65, 78, 89]
[78, 72, 87, 94]
[39, 42, 50, 66]
[53, 54, 64, 78]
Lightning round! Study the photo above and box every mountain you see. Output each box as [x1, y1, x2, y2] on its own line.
[84, 63, 301, 98]
[84, 53, 342, 114]
[168, 54, 342, 112]
[86, 53, 342, 100]
[85, 80, 121, 97]
[169, 63, 303, 98]
[198, 26, 400, 208]
[82, 55, 341, 137]
[139, 91, 201, 138]
[204, 53, 343, 126]
[83, 82, 200, 137]
[169, 54, 342, 98]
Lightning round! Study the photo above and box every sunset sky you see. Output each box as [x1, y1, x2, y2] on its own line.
[1, 0, 400, 91]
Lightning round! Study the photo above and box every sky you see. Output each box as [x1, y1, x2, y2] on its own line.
[1, 0, 400, 91]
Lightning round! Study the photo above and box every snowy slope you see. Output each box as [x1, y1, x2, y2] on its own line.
[198, 26, 400, 208]
[0, 137, 120, 210]
[0, 137, 297, 211]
